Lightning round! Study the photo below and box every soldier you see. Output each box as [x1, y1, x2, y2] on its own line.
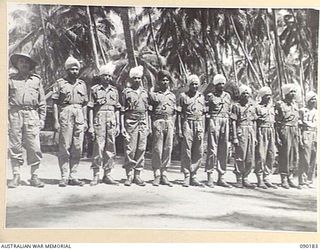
[121, 65, 150, 186]
[87, 63, 121, 186]
[298, 91, 317, 188]
[177, 75, 206, 187]
[254, 86, 277, 189]
[205, 74, 232, 188]
[231, 85, 256, 189]
[8, 53, 46, 188]
[149, 70, 175, 187]
[52, 56, 88, 187]
[275, 84, 301, 189]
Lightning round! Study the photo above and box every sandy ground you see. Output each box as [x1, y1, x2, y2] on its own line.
[5, 153, 317, 231]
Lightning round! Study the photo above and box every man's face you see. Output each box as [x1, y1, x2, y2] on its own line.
[261, 94, 271, 103]
[189, 81, 199, 93]
[101, 74, 112, 85]
[240, 91, 250, 101]
[160, 76, 170, 90]
[132, 76, 142, 87]
[215, 82, 225, 92]
[308, 96, 317, 107]
[16, 57, 31, 74]
[67, 66, 79, 78]
[286, 89, 296, 100]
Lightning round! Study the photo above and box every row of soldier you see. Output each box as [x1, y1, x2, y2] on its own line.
[8, 53, 317, 189]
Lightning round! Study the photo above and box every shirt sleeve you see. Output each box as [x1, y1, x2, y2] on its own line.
[38, 80, 47, 121]
[51, 81, 60, 101]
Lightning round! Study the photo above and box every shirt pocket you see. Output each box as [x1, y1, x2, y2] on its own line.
[77, 87, 87, 103]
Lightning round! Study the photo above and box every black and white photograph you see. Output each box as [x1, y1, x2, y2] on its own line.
[6, 3, 318, 232]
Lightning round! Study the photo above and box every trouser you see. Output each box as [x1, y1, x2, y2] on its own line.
[234, 126, 255, 180]
[151, 118, 174, 175]
[91, 110, 117, 172]
[205, 116, 229, 176]
[278, 126, 299, 176]
[8, 109, 42, 176]
[255, 126, 275, 180]
[181, 119, 204, 176]
[58, 105, 85, 179]
[299, 130, 317, 182]
[123, 116, 147, 171]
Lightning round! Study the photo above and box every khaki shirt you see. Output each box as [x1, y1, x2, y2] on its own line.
[88, 84, 121, 111]
[255, 103, 275, 127]
[206, 91, 231, 117]
[275, 100, 299, 127]
[177, 91, 205, 120]
[52, 78, 88, 106]
[121, 87, 148, 113]
[149, 89, 176, 116]
[231, 102, 257, 126]
[299, 107, 317, 129]
[9, 73, 46, 121]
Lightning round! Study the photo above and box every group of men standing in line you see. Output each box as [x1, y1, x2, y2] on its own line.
[8, 53, 317, 190]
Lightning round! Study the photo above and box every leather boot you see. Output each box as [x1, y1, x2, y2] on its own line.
[133, 170, 146, 186]
[152, 176, 161, 186]
[190, 173, 204, 187]
[161, 175, 173, 187]
[69, 178, 85, 186]
[124, 169, 133, 186]
[233, 175, 243, 188]
[280, 174, 290, 189]
[8, 174, 21, 188]
[217, 174, 232, 188]
[102, 175, 119, 185]
[90, 174, 100, 186]
[256, 174, 267, 189]
[206, 173, 214, 188]
[243, 178, 256, 189]
[288, 175, 301, 189]
[182, 175, 190, 187]
[30, 175, 45, 188]
[59, 178, 68, 187]
[264, 178, 278, 189]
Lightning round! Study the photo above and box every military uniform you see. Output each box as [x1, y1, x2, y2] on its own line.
[254, 103, 276, 185]
[149, 89, 176, 183]
[121, 86, 149, 172]
[178, 91, 206, 179]
[299, 106, 317, 185]
[205, 91, 231, 180]
[8, 73, 46, 179]
[231, 102, 256, 184]
[52, 78, 88, 181]
[88, 84, 121, 175]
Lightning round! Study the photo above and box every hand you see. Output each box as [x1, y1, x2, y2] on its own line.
[115, 125, 120, 137]
[39, 120, 45, 130]
[54, 122, 60, 131]
[178, 130, 183, 139]
[88, 126, 95, 135]
[83, 122, 88, 132]
[276, 138, 282, 147]
[233, 138, 239, 146]
[121, 128, 130, 140]
[148, 127, 152, 136]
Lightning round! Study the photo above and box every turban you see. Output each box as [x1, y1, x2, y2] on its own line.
[10, 53, 38, 70]
[258, 86, 272, 98]
[281, 84, 296, 97]
[213, 74, 226, 85]
[64, 56, 80, 70]
[129, 65, 144, 78]
[306, 91, 317, 103]
[239, 84, 252, 96]
[99, 62, 116, 76]
[158, 70, 171, 81]
[188, 74, 200, 85]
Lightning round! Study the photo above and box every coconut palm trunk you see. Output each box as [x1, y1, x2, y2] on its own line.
[87, 6, 100, 70]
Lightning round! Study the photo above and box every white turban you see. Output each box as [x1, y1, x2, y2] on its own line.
[99, 62, 116, 76]
[239, 84, 252, 96]
[306, 91, 317, 103]
[129, 65, 143, 78]
[282, 84, 296, 97]
[188, 74, 200, 85]
[258, 86, 272, 98]
[213, 74, 226, 85]
[64, 56, 80, 70]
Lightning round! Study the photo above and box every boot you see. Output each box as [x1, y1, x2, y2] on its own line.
[190, 173, 204, 187]
[29, 175, 45, 188]
[280, 175, 290, 189]
[256, 174, 267, 189]
[90, 174, 100, 186]
[217, 174, 232, 188]
[68, 178, 85, 186]
[264, 178, 278, 189]
[182, 175, 190, 187]
[58, 178, 68, 187]
[161, 175, 173, 187]
[233, 175, 243, 188]
[102, 175, 119, 185]
[288, 175, 301, 189]
[243, 178, 256, 189]
[152, 176, 161, 186]
[133, 170, 146, 186]
[8, 174, 21, 188]
[124, 169, 133, 186]
[206, 173, 214, 188]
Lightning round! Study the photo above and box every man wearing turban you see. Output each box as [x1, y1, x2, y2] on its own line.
[149, 70, 176, 187]
[231, 84, 256, 188]
[87, 63, 121, 186]
[7, 53, 46, 188]
[52, 56, 88, 187]
[254, 86, 277, 189]
[275, 83, 301, 189]
[120, 65, 149, 186]
[205, 74, 232, 188]
[177, 74, 206, 187]
[299, 90, 317, 188]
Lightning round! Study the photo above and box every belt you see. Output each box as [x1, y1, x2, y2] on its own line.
[60, 104, 83, 108]
[258, 124, 274, 128]
[98, 105, 115, 111]
[152, 114, 173, 120]
[209, 114, 229, 118]
[302, 127, 317, 132]
[184, 115, 203, 121]
[280, 124, 298, 128]
[10, 105, 37, 111]
[239, 123, 253, 127]
[124, 111, 146, 120]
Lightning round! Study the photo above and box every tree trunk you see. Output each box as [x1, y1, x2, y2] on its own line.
[91, 9, 107, 65]
[39, 5, 50, 87]
[120, 8, 137, 67]
[86, 6, 100, 70]
[148, 10, 162, 70]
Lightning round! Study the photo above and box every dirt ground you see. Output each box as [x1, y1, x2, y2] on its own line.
[5, 153, 317, 232]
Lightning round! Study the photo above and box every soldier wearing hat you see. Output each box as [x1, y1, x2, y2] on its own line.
[177, 74, 206, 187]
[205, 74, 232, 188]
[298, 91, 317, 188]
[149, 70, 176, 187]
[275, 84, 301, 189]
[120, 65, 150, 186]
[254, 86, 277, 189]
[231, 85, 256, 189]
[8, 53, 46, 188]
[52, 56, 88, 187]
[87, 63, 121, 186]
